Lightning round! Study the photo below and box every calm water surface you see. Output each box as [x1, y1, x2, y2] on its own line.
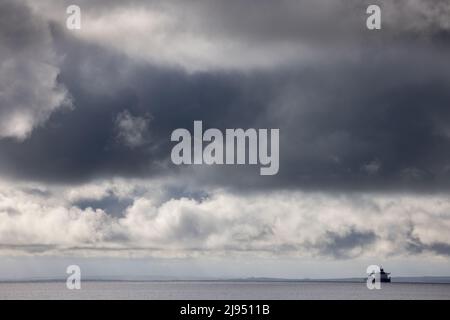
[1, 281, 450, 300]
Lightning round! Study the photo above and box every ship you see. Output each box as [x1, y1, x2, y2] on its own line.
[368, 266, 391, 283]
[378, 267, 391, 283]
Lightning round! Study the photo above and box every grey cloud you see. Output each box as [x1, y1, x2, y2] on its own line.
[0, 0, 70, 140]
[318, 229, 377, 259]
[115, 110, 151, 149]
[1, 0, 450, 192]
[0, 26, 273, 183]
[25, 0, 450, 73]
[406, 230, 450, 257]
[429, 243, 450, 256]
[1, 19, 450, 192]
[35, 0, 450, 46]
[73, 195, 133, 218]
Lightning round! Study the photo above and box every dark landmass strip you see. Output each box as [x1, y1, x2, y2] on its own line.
[2, 276, 450, 284]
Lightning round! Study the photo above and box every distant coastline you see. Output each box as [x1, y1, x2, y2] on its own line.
[2, 276, 450, 284]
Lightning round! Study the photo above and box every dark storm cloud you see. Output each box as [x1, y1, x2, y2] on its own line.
[0, 0, 69, 140]
[317, 229, 377, 259]
[407, 229, 450, 257]
[1, 0, 450, 192]
[0, 26, 272, 182]
[429, 243, 450, 256]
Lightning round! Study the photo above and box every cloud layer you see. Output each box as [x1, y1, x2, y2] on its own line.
[0, 0, 450, 191]
[0, 0, 450, 265]
[1, 178, 450, 259]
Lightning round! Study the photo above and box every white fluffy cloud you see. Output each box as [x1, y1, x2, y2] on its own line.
[1, 178, 450, 259]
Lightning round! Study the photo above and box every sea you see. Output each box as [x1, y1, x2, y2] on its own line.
[0, 281, 450, 300]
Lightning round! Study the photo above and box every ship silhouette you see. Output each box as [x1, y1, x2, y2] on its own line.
[369, 266, 391, 283]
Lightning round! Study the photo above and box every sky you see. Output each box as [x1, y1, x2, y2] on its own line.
[1, 0, 450, 279]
